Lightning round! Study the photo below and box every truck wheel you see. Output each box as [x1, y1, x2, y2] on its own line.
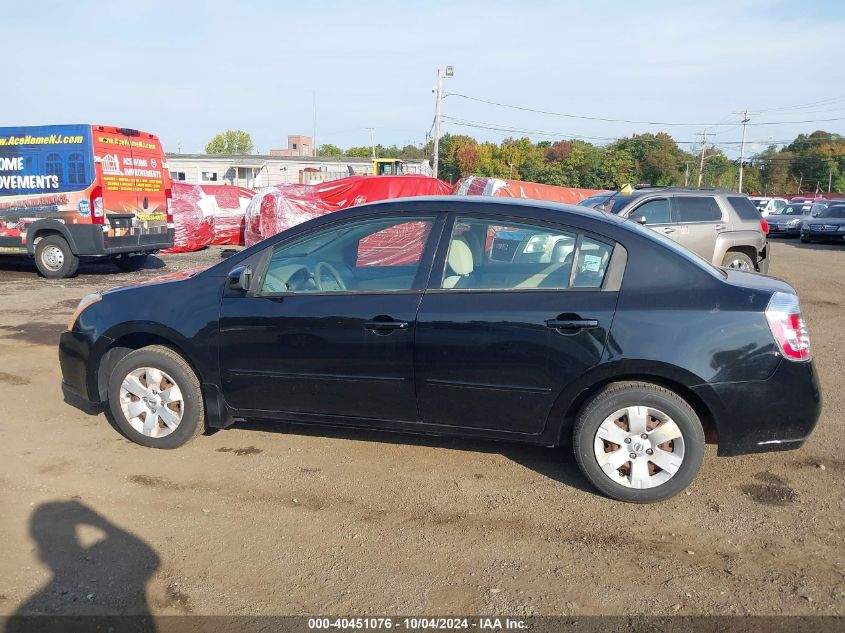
[114, 254, 149, 272]
[721, 251, 754, 271]
[107, 345, 205, 449]
[35, 235, 79, 279]
[573, 382, 705, 503]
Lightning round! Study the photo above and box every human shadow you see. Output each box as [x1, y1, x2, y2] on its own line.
[236, 418, 596, 495]
[5, 500, 159, 633]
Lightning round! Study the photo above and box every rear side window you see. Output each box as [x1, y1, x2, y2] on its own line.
[727, 196, 763, 221]
[674, 196, 722, 222]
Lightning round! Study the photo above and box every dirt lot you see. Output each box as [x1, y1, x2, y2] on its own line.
[0, 240, 843, 618]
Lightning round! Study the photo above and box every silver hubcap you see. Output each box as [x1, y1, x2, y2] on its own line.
[41, 245, 64, 271]
[119, 367, 184, 438]
[726, 258, 751, 271]
[593, 406, 685, 489]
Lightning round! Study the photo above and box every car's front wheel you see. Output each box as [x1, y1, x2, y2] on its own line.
[573, 382, 705, 503]
[800, 233, 812, 243]
[107, 345, 205, 449]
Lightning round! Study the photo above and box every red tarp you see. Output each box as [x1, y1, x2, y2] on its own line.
[244, 175, 453, 247]
[200, 185, 254, 245]
[453, 176, 606, 204]
[163, 183, 255, 253]
[161, 183, 214, 254]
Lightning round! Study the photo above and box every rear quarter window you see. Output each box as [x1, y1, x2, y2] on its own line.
[727, 196, 763, 221]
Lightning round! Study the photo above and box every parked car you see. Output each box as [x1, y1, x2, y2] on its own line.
[600, 188, 769, 272]
[0, 124, 174, 278]
[749, 196, 788, 217]
[767, 202, 827, 236]
[577, 192, 615, 209]
[59, 197, 821, 503]
[799, 204, 845, 243]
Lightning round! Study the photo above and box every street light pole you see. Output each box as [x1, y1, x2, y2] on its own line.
[366, 127, 376, 161]
[697, 129, 708, 188]
[432, 65, 453, 179]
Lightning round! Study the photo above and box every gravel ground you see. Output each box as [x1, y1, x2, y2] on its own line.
[0, 239, 843, 617]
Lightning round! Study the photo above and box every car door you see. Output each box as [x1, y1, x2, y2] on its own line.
[670, 196, 724, 260]
[414, 212, 622, 436]
[218, 212, 443, 422]
[622, 197, 674, 240]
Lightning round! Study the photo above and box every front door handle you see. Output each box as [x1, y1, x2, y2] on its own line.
[546, 318, 599, 332]
[714, 224, 726, 231]
[661, 227, 675, 234]
[363, 319, 409, 334]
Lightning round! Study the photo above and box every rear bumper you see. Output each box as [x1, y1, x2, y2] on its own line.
[692, 358, 822, 456]
[65, 225, 174, 257]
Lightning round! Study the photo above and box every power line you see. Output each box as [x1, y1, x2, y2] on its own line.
[445, 92, 845, 127]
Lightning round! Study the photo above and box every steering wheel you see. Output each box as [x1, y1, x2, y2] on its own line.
[314, 261, 347, 291]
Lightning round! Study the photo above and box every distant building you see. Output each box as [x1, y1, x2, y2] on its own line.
[270, 135, 313, 157]
[166, 153, 432, 189]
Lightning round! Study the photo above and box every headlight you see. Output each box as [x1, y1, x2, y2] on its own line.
[68, 294, 102, 330]
[838, 226, 845, 232]
[787, 218, 800, 226]
[523, 235, 551, 253]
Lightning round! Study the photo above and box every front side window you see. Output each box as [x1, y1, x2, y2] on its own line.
[260, 216, 434, 295]
[440, 217, 613, 290]
[629, 198, 670, 225]
[674, 196, 722, 223]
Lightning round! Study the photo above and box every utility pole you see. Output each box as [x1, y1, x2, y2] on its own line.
[431, 65, 453, 179]
[697, 129, 708, 188]
[683, 161, 691, 187]
[312, 91, 318, 157]
[829, 166, 833, 193]
[738, 109, 750, 193]
[366, 127, 376, 160]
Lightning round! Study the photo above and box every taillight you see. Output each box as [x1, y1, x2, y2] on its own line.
[165, 187, 174, 227]
[90, 186, 104, 224]
[765, 291, 810, 361]
[760, 219, 769, 234]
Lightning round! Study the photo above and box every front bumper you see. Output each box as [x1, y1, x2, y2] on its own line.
[692, 358, 822, 456]
[803, 229, 845, 241]
[59, 329, 100, 404]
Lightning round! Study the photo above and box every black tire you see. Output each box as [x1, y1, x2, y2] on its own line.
[34, 235, 79, 279]
[720, 251, 755, 271]
[107, 345, 205, 449]
[114, 254, 149, 272]
[800, 233, 811, 243]
[573, 381, 705, 503]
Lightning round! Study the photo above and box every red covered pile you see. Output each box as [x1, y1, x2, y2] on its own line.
[163, 183, 255, 253]
[453, 176, 606, 204]
[244, 175, 453, 247]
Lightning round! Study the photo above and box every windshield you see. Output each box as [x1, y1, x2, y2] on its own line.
[819, 206, 845, 219]
[777, 204, 810, 216]
[751, 198, 770, 209]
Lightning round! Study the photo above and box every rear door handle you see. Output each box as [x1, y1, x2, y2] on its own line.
[363, 319, 409, 332]
[546, 318, 599, 331]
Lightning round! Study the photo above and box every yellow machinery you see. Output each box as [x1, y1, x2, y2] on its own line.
[373, 159, 406, 176]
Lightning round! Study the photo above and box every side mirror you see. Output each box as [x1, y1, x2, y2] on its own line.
[228, 266, 252, 292]
[636, 216, 647, 225]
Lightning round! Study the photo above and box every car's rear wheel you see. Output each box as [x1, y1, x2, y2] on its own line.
[721, 251, 755, 271]
[107, 345, 204, 449]
[573, 382, 705, 503]
[34, 235, 79, 279]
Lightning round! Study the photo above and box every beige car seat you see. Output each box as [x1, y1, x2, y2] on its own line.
[443, 237, 474, 288]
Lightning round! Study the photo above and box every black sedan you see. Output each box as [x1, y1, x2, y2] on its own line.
[800, 205, 845, 243]
[59, 197, 822, 503]
[767, 202, 827, 236]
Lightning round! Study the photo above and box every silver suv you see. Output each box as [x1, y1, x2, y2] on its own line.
[600, 188, 769, 273]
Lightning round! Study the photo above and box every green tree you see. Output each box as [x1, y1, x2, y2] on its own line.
[344, 146, 373, 158]
[318, 143, 343, 157]
[205, 130, 253, 155]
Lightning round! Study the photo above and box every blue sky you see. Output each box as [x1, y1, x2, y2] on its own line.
[4, 0, 844, 157]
